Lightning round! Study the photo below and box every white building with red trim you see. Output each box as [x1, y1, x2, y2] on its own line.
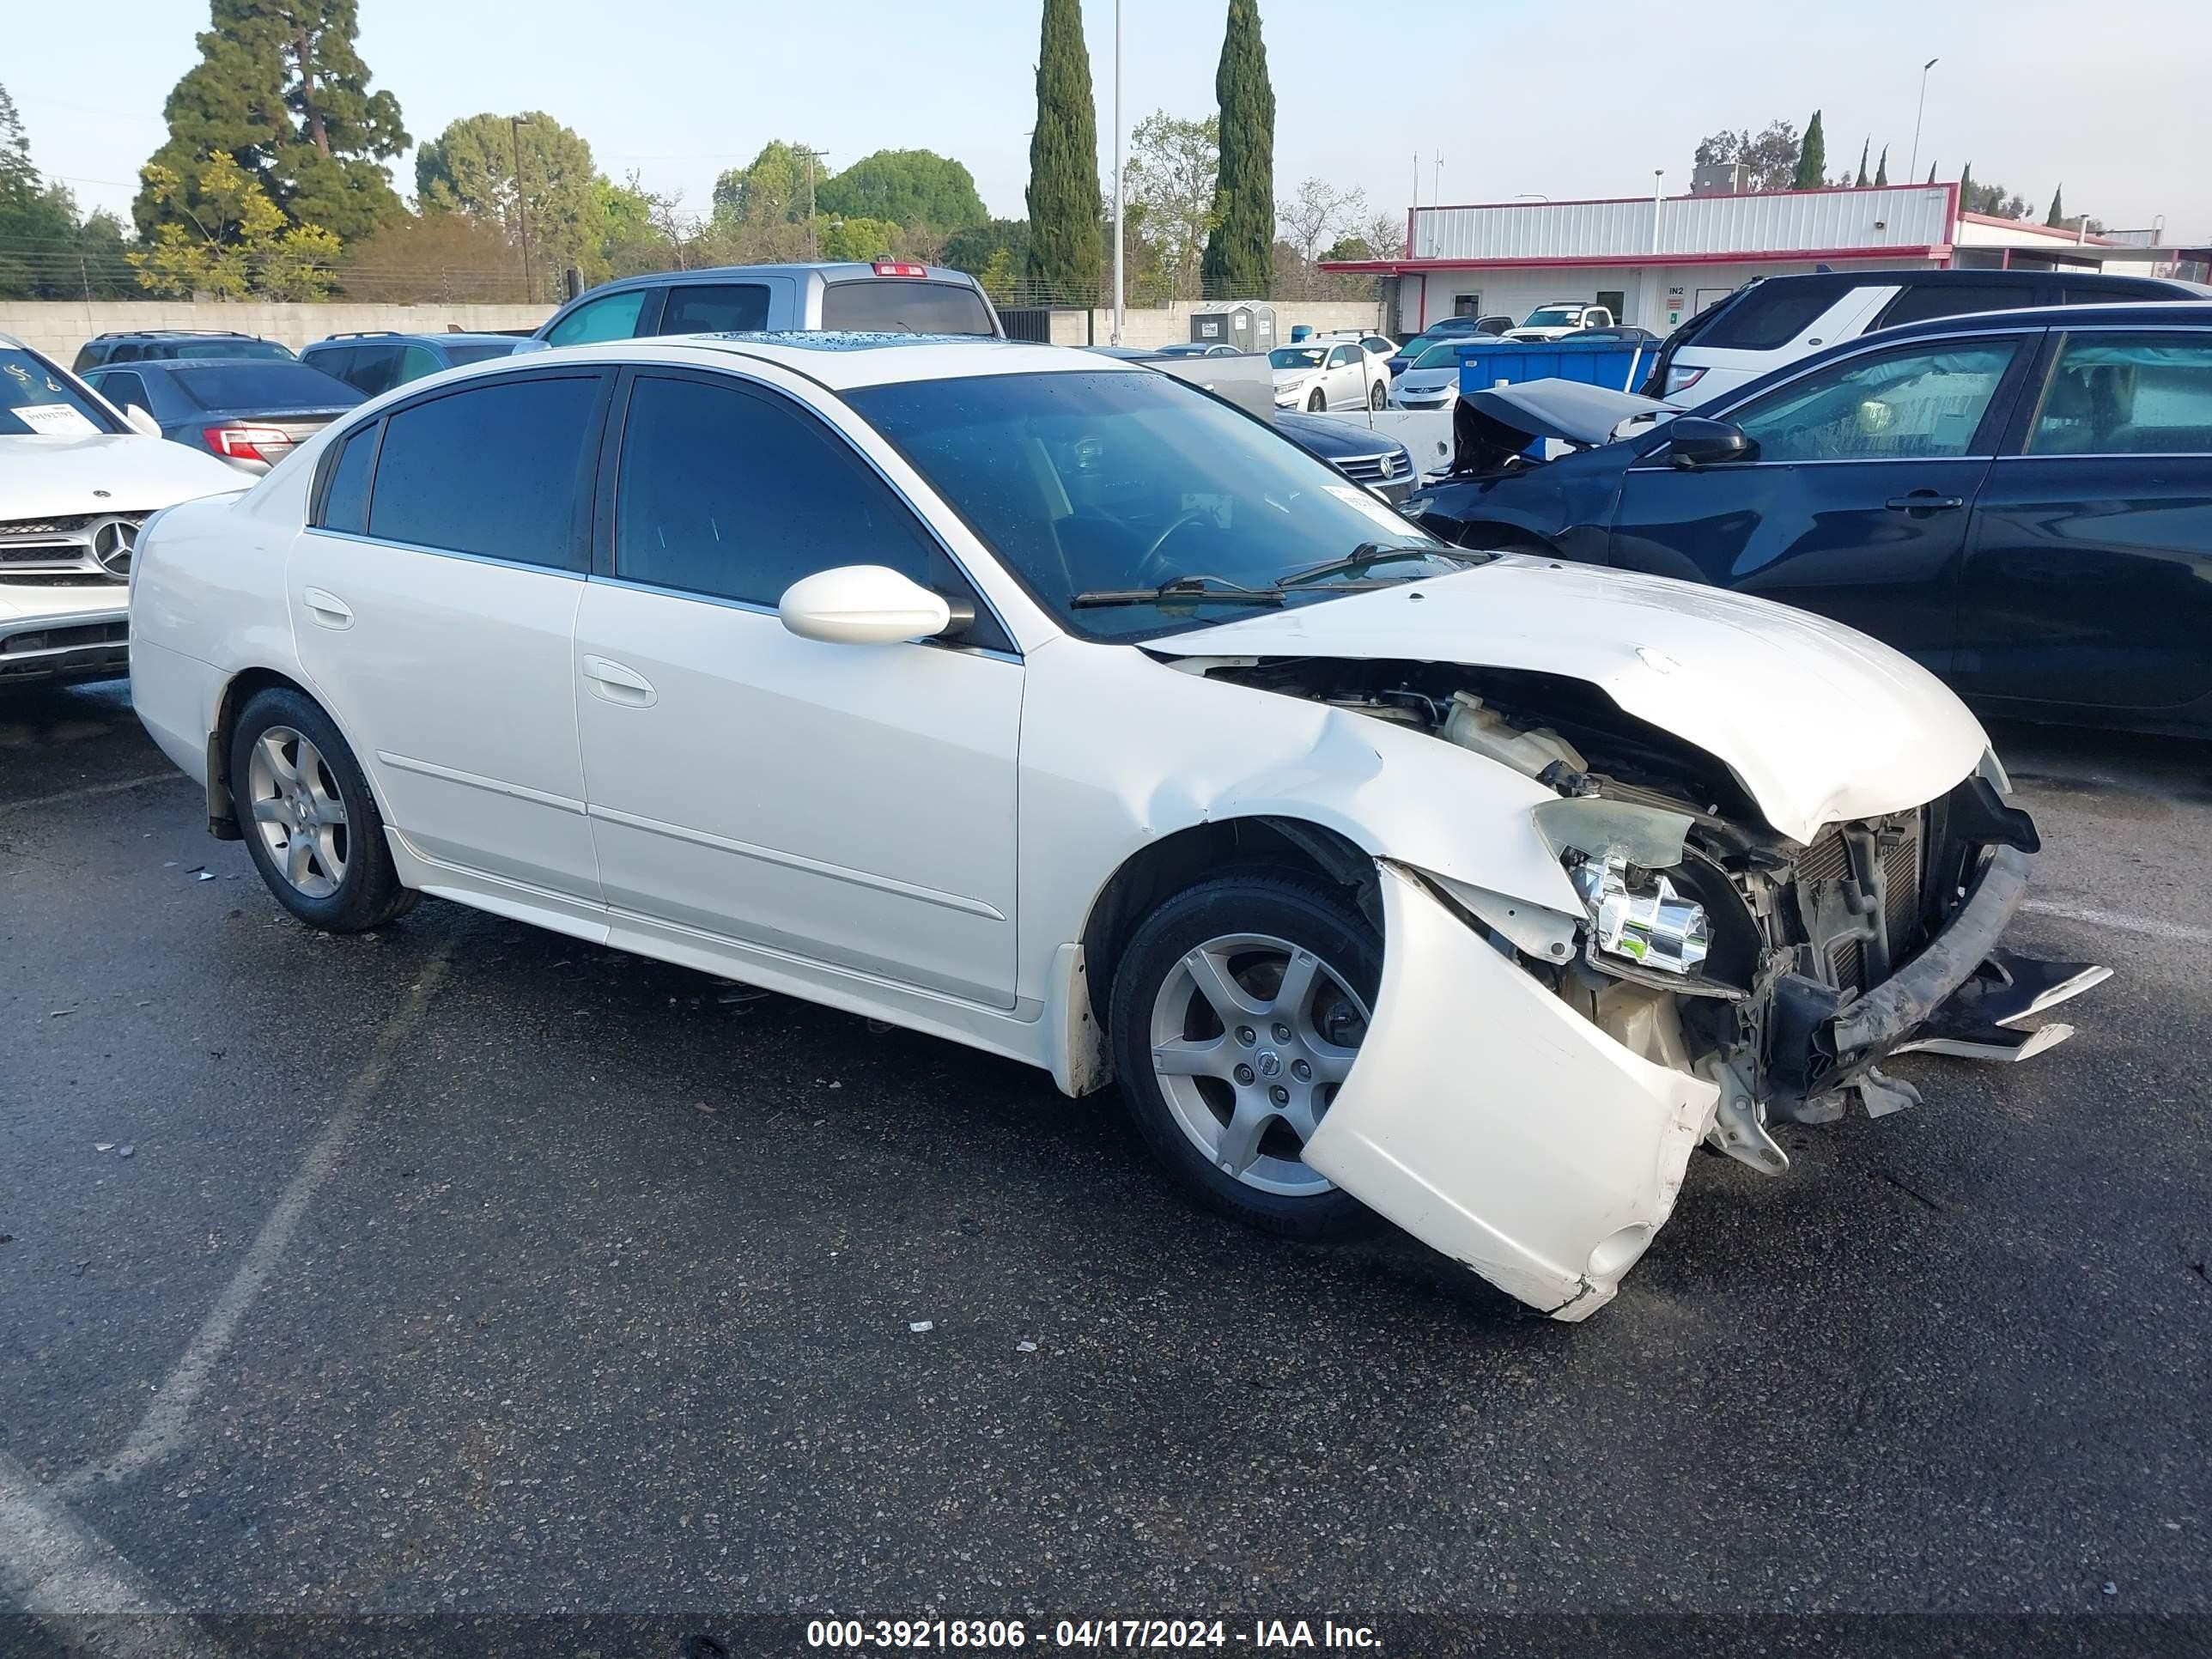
[1320, 183, 2207, 337]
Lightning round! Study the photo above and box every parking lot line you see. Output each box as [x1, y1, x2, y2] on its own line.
[2020, 898, 2212, 945]
[58, 945, 455, 1498]
[0, 1450, 227, 1656]
[0, 771, 185, 817]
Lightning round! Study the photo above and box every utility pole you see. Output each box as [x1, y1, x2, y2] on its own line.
[1110, 0, 1124, 343]
[510, 116, 534, 301]
[1909, 57, 1938, 184]
[1652, 169, 1665, 252]
[1411, 152, 1420, 255]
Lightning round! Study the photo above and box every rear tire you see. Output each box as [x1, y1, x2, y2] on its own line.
[1307, 388, 1326, 411]
[1369, 379, 1387, 410]
[229, 687, 416, 933]
[1109, 870, 1382, 1241]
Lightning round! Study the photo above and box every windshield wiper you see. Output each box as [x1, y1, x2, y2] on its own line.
[1279, 542, 1487, 588]
[1071, 573, 1288, 609]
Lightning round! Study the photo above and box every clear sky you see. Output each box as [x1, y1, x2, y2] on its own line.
[8, 0, 2203, 238]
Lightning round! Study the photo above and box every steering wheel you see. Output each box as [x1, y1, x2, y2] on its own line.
[1133, 507, 1214, 583]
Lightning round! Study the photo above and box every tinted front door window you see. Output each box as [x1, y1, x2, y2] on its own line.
[368, 374, 601, 568]
[546, 289, 649, 346]
[613, 374, 938, 604]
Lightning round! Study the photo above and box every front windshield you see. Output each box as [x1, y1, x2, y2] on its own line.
[0, 347, 120, 437]
[844, 369, 1459, 642]
[1522, 307, 1581, 327]
[1413, 341, 1463, 368]
[1269, 347, 1326, 370]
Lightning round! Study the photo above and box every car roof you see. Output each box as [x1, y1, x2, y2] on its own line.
[557, 262, 984, 301]
[105, 355, 316, 371]
[1871, 297, 2212, 347]
[307, 331, 521, 348]
[522, 332, 1130, 392]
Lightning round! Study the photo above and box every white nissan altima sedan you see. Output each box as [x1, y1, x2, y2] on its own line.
[128, 332, 2103, 1321]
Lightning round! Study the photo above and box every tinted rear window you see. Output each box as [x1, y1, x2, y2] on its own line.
[656, 283, 772, 335]
[163, 338, 296, 361]
[819, 278, 994, 336]
[366, 374, 601, 568]
[170, 363, 361, 411]
[1874, 283, 2034, 330]
[1698, 278, 1860, 350]
[439, 341, 524, 366]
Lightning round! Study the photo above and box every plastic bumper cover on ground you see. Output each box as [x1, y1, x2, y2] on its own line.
[1302, 863, 1719, 1321]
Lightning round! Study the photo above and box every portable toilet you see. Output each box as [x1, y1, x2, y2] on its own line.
[1191, 301, 1277, 354]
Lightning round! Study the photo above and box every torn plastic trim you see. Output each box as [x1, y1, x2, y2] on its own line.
[1416, 866, 1580, 964]
[1532, 795, 1692, 868]
[1829, 845, 2033, 1062]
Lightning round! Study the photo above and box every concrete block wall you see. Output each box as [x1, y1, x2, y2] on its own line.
[1, 301, 556, 363]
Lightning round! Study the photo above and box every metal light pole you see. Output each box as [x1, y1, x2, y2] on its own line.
[1111, 0, 1124, 342]
[1411, 152, 1419, 254]
[1651, 170, 1664, 252]
[1909, 57, 1938, 183]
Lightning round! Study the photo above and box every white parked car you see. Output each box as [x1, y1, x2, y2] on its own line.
[1271, 341, 1388, 411]
[130, 337, 2095, 1321]
[1503, 301, 1615, 343]
[0, 334, 243, 686]
[1386, 338, 1469, 411]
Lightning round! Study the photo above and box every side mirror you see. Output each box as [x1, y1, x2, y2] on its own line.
[124, 404, 161, 438]
[1665, 416, 1752, 468]
[778, 564, 954, 646]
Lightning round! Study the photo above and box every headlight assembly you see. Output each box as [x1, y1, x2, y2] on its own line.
[1569, 854, 1711, 977]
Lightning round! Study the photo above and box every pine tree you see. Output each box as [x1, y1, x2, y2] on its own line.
[1790, 111, 1825, 190]
[1874, 146, 1889, 187]
[2046, 185, 2065, 227]
[136, 0, 406, 246]
[1200, 0, 1274, 296]
[1854, 140, 1870, 188]
[1024, 0, 1103, 301]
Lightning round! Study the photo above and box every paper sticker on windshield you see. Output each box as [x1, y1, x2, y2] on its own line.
[13, 402, 100, 437]
[1323, 482, 1414, 532]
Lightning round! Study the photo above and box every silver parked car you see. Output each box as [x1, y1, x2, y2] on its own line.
[532, 261, 1005, 346]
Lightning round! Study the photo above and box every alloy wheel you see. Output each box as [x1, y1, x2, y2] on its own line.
[1147, 932, 1369, 1197]
[245, 726, 349, 899]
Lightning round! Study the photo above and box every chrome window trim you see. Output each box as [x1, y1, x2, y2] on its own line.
[298, 525, 587, 580]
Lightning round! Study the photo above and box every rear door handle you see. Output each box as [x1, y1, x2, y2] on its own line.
[1885, 493, 1966, 513]
[581, 654, 657, 708]
[301, 586, 353, 629]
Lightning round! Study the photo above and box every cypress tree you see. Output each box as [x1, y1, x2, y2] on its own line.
[1790, 111, 1825, 190]
[136, 0, 406, 245]
[1854, 140, 1870, 188]
[1200, 0, 1274, 296]
[1024, 0, 1103, 301]
[1874, 146, 1889, 187]
[1926, 161, 1937, 184]
[1959, 161, 1975, 210]
[2046, 185, 2065, 227]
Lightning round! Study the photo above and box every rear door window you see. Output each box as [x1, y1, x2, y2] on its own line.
[316, 422, 380, 535]
[94, 370, 152, 414]
[343, 344, 409, 397]
[2026, 334, 2212, 455]
[366, 373, 603, 569]
[1872, 283, 2033, 331]
[654, 283, 772, 335]
[819, 279, 994, 336]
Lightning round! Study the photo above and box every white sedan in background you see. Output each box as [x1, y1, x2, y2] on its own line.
[128, 336, 2094, 1321]
[1386, 338, 1471, 412]
[0, 333, 241, 686]
[1271, 341, 1388, 411]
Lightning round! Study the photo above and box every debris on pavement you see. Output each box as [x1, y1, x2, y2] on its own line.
[908, 1321, 933, 1334]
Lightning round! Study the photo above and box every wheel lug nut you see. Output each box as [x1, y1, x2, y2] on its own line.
[1236, 1026, 1255, 1046]
[1272, 1023, 1292, 1043]
[1233, 1064, 1255, 1085]
[1291, 1060, 1311, 1081]
[1269, 1085, 1291, 1106]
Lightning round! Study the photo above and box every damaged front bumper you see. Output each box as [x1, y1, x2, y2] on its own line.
[1303, 862, 1719, 1322]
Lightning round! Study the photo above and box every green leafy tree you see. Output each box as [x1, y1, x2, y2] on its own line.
[1790, 110, 1825, 189]
[817, 150, 986, 234]
[1200, 0, 1274, 296]
[2046, 185, 2065, 227]
[0, 83, 141, 299]
[137, 0, 407, 245]
[130, 151, 340, 300]
[599, 173, 676, 276]
[1123, 111, 1217, 301]
[1696, 119, 1800, 191]
[818, 216, 900, 261]
[942, 217, 1030, 279]
[1025, 0, 1104, 301]
[1874, 146, 1889, 187]
[713, 140, 819, 229]
[416, 111, 611, 293]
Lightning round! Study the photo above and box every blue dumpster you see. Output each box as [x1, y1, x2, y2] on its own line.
[1457, 337, 1655, 397]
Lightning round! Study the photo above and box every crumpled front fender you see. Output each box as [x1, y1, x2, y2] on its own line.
[1302, 863, 1718, 1320]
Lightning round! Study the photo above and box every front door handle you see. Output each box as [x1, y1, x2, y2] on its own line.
[301, 586, 353, 629]
[1885, 493, 1966, 514]
[581, 654, 657, 708]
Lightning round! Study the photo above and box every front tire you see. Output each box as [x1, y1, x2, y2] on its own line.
[1110, 871, 1381, 1240]
[229, 687, 415, 932]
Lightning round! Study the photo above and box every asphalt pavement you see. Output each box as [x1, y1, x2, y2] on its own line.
[3, 679, 2208, 1656]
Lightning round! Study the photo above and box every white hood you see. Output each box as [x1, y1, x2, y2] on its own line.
[1148, 556, 1989, 844]
[0, 433, 245, 519]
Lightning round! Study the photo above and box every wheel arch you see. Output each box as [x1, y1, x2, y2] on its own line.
[206, 666, 389, 836]
[1076, 814, 1380, 1044]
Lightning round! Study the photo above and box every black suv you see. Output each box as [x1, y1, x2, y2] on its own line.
[72, 330, 297, 373]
